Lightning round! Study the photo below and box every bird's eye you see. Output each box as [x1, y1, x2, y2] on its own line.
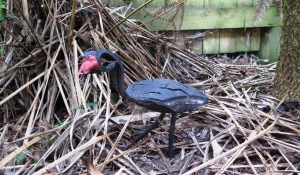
[99, 59, 104, 65]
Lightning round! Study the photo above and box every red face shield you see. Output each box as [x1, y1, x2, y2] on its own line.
[79, 55, 99, 74]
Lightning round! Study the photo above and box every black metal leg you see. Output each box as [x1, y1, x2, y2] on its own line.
[133, 113, 165, 143]
[168, 113, 177, 158]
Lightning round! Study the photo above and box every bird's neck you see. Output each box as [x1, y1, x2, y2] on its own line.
[110, 59, 128, 99]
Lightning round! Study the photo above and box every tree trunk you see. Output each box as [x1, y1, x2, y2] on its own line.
[273, 0, 300, 101]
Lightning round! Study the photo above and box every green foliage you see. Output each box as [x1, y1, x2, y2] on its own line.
[255, 86, 261, 92]
[0, 1, 18, 22]
[15, 152, 27, 164]
[0, 0, 3, 21]
[73, 101, 99, 109]
[53, 122, 67, 130]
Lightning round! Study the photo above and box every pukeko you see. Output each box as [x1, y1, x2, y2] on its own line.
[79, 49, 208, 158]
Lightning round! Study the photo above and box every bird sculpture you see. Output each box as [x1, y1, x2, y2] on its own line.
[79, 49, 208, 158]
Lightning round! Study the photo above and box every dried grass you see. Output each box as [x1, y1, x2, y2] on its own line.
[0, 1, 299, 175]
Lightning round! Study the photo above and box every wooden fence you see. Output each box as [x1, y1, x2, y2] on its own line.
[104, 0, 283, 61]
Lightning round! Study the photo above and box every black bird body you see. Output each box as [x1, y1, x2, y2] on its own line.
[126, 78, 208, 113]
[79, 49, 208, 158]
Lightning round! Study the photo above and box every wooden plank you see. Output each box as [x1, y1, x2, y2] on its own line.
[249, 0, 283, 7]
[103, 0, 278, 8]
[186, 32, 204, 55]
[131, 0, 204, 7]
[131, 0, 181, 7]
[185, 0, 204, 7]
[102, 0, 126, 6]
[191, 38, 203, 54]
[250, 28, 261, 51]
[178, 31, 204, 54]
[237, 0, 254, 7]
[165, 29, 262, 54]
[163, 31, 203, 54]
[135, 7, 282, 31]
[181, 31, 204, 54]
[245, 7, 283, 27]
[204, 0, 218, 7]
[138, 8, 244, 30]
[258, 27, 282, 62]
[218, 0, 237, 8]
[235, 30, 250, 52]
[203, 30, 220, 54]
[219, 30, 236, 53]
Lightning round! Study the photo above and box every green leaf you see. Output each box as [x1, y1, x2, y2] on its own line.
[0, 0, 3, 21]
[255, 86, 261, 92]
[15, 152, 27, 164]
[73, 101, 98, 109]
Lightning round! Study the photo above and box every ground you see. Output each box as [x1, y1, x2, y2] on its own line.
[0, 1, 300, 175]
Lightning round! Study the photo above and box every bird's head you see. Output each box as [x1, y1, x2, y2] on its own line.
[79, 50, 118, 75]
[79, 51, 100, 75]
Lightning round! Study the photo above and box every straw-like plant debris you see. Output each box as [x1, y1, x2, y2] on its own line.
[0, 1, 299, 174]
